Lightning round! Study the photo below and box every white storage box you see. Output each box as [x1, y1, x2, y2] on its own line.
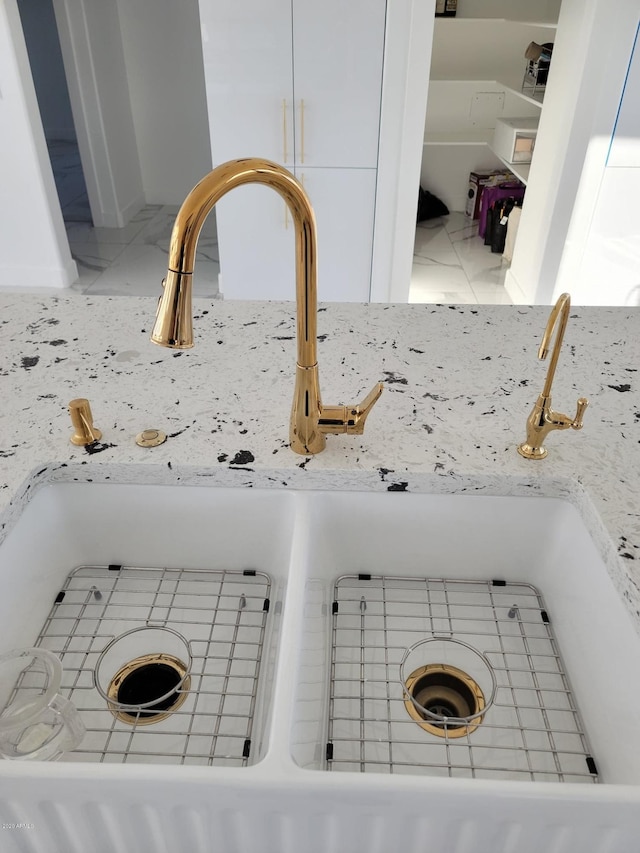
[493, 117, 539, 164]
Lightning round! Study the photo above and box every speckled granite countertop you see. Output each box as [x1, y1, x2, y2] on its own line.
[1, 295, 639, 625]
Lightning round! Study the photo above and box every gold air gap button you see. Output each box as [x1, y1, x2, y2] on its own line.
[135, 429, 167, 448]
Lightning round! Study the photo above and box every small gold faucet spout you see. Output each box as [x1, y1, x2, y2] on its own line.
[518, 293, 588, 460]
[151, 157, 382, 455]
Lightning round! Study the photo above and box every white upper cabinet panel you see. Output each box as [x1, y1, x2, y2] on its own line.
[292, 0, 386, 169]
[301, 167, 377, 301]
[198, 0, 294, 166]
[215, 186, 296, 299]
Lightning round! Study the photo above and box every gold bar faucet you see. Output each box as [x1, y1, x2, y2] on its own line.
[151, 157, 382, 455]
[517, 293, 588, 459]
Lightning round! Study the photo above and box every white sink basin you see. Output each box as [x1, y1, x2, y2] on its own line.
[1, 483, 640, 853]
[290, 492, 640, 786]
[0, 483, 296, 767]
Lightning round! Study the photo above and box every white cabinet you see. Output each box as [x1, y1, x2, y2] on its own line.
[291, 2, 385, 170]
[301, 168, 377, 302]
[198, 0, 386, 301]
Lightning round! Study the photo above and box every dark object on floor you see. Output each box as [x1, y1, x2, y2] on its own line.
[417, 187, 449, 222]
[466, 169, 515, 219]
[485, 197, 523, 254]
[478, 182, 525, 239]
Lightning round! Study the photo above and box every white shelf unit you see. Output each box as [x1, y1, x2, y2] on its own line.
[490, 153, 531, 185]
[421, 1, 559, 211]
[421, 80, 541, 206]
[439, 17, 557, 27]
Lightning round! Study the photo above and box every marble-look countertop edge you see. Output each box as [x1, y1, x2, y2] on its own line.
[0, 296, 639, 634]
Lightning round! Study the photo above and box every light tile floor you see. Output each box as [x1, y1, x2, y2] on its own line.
[67, 205, 220, 298]
[409, 212, 513, 305]
[46, 138, 220, 299]
[66, 209, 510, 303]
[45, 139, 511, 304]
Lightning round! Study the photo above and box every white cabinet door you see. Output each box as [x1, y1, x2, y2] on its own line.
[292, 0, 386, 169]
[197, 0, 384, 300]
[198, 0, 295, 298]
[301, 167, 377, 301]
[215, 184, 296, 300]
[199, 0, 294, 166]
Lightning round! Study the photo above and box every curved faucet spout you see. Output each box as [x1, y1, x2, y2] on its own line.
[152, 157, 318, 369]
[539, 291, 570, 398]
[151, 157, 382, 455]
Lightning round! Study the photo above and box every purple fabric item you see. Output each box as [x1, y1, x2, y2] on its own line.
[478, 182, 525, 239]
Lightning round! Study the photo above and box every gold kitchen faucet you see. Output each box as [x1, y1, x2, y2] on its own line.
[151, 158, 382, 455]
[518, 293, 588, 460]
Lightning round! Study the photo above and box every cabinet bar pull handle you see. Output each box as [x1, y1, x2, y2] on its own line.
[282, 99, 288, 163]
[300, 99, 305, 164]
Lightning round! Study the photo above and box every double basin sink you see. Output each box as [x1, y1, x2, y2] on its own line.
[1, 481, 640, 852]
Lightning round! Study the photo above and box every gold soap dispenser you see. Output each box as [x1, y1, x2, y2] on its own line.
[68, 398, 102, 446]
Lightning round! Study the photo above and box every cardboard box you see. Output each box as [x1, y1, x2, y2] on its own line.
[466, 169, 514, 219]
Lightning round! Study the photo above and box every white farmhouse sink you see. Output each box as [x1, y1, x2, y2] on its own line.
[1, 483, 640, 853]
[289, 492, 640, 786]
[0, 483, 297, 767]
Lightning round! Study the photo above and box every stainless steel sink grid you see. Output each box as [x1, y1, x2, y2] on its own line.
[327, 575, 598, 782]
[27, 565, 271, 766]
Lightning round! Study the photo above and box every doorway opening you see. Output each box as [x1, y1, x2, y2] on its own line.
[16, 0, 92, 225]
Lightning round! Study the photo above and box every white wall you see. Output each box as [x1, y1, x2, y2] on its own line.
[555, 16, 640, 305]
[116, 0, 212, 205]
[53, 0, 145, 229]
[457, 0, 561, 20]
[506, 0, 639, 304]
[0, 0, 77, 288]
[421, 146, 504, 213]
[430, 21, 558, 88]
[372, 0, 435, 301]
[16, 0, 75, 141]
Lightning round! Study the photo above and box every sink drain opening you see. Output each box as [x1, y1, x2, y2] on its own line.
[404, 663, 485, 738]
[107, 654, 190, 725]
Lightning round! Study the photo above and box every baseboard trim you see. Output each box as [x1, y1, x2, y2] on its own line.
[0, 256, 79, 289]
[505, 268, 530, 305]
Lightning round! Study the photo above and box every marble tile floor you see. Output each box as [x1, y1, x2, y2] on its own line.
[410, 212, 513, 305]
[44, 138, 220, 298]
[67, 204, 221, 298]
[67, 208, 507, 303]
[29, 150, 508, 306]
[41, 140, 509, 304]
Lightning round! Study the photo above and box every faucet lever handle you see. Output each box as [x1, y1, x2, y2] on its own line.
[347, 382, 384, 435]
[318, 382, 383, 438]
[572, 397, 589, 430]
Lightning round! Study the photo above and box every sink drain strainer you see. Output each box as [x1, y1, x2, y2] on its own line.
[403, 663, 485, 737]
[107, 653, 190, 725]
[400, 638, 497, 739]
[94, 627, 192, 726]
